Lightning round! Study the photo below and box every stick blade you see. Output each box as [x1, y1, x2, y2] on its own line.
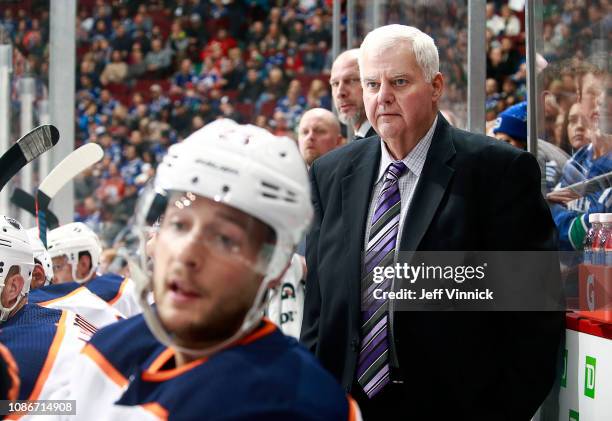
[38, 143, 104, 199]
[17, 124, 60, 163]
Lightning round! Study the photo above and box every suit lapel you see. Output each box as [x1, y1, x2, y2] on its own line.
[399, 115, 456, 251]
[341, 138, 381, 330]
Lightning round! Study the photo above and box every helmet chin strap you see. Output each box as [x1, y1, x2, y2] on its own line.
[129, 259, 274, 359]
[0, 292, 27, 322]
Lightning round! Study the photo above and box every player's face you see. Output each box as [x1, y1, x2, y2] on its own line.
[76, 254, 92, 279]
[30, 264, 46, 289]
[362, 42, 443, 155]
[152, 195, 272, 348]
[52, 255, 73, 284]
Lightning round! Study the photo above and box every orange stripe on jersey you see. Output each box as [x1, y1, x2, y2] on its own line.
[107, 277, 129, 306]
[0, 343, 20, 401]
[142, 350, 208, 382]
[141, 319, 276, 382]
[28, 310, 68, 401]
[82, 344, 128, 388]
[147, 348, 174, 372]
[140, 402, 169, 420]
[36, 286, 85, 307]
[347, 395, 361, 421]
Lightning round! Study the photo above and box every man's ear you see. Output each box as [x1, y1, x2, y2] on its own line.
[1, 274, 24, 309]
[431, 72, 444, 103]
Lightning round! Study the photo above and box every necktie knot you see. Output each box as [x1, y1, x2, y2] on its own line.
[385, 161, 407, 182]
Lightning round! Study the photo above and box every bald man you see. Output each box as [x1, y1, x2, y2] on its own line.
[297, 108, 344, 168]
[330, 49, 376, 140]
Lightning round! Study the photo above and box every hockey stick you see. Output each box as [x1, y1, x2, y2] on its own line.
[10, 187, 59, 229]
[36, 143, 104, 247]
[0, 125, 60, 192]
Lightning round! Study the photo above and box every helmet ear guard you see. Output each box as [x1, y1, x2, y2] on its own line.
[130, 119, 313, 357]
[0, 216, 35, 321]
[26, 228, 54, 285]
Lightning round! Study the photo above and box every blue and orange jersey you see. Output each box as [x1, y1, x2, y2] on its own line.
[30, 283, 124, 328]
[0, 304, 91, 402]
[66, 315, 361, 420]
[84, 273, 141, 318]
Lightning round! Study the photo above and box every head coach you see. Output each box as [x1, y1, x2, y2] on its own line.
[300, 24, 564, 420]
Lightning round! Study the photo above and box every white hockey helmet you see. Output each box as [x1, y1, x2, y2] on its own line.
[131, 118, 313, 356]
[47, 223, 102, 283]
[26, 228, 54, 285]
[0, 215, 34, 321]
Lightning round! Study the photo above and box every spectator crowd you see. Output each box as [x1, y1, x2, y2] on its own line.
[0, 0, 609, 251]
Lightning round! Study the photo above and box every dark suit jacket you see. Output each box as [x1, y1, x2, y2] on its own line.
[301, 114, 564, 419]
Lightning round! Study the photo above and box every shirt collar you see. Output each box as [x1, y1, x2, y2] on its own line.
[375, 115, 438, 183]
[354, 120, 372, 138]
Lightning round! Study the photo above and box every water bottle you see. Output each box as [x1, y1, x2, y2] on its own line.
[584, 213, 601, 264]
[597, 214, 612, 265]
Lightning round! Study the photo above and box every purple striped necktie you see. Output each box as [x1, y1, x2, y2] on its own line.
[357, 161, 407, 398]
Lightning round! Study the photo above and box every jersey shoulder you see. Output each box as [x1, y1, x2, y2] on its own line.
[87, 314, 160, 378]
[29, 282, 81, 304]
[86, 273, 127, 303]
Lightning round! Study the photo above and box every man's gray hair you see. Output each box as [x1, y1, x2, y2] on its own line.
[358, 24, 440, 82]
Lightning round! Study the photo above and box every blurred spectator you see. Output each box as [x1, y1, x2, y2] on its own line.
[562, 102, 592, 153]
[100, 50, 128, 85]
[111, 24, 132, 59]
[275, 80, 306, 130]
[171, 58, 197, 92]
[120, 144, 143, 186]
[486, 3, 505, 36]
[499, 4, 521, 36]
[238, 68, 265, 103]
[306, 78, 331, 109]
[145, 38, 173, 77]
[127, 49, 147, 80]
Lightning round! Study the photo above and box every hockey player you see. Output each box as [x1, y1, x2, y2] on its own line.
[29, 227, 124, 328]
[60, 120, 361, 420]
[46, 223, 140, 317]
[0, 215, 91, 409]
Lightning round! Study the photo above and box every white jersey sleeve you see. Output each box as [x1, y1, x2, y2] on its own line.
[37, 286, 124, 328]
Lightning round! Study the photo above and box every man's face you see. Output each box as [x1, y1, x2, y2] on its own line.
[52, 255, 73, 284]
[152, 196, 271, 348]
[330, 55, 365, 128]
[30, 263, 46, 289]
[298, 112, 341, 166]
[362, 42, 442, 149]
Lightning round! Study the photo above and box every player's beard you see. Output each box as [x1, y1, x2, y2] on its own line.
[160, 298, 253, 350]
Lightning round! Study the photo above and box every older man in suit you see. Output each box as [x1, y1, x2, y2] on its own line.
[301, 24, 563, 420]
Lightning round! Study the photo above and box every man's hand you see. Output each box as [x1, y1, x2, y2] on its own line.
[546, 188, 581, 204]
